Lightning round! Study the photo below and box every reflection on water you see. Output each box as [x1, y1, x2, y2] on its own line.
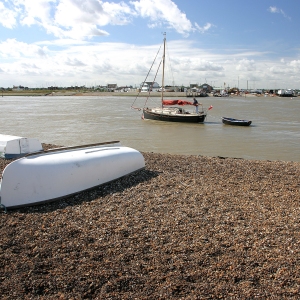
[1, 95, 299, 161]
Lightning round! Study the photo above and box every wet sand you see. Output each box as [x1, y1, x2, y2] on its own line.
[1, 144, 299, 299]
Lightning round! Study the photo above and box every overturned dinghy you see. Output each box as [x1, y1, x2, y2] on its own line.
[0, 134, 43, 159]
[0, 141, 145, 209]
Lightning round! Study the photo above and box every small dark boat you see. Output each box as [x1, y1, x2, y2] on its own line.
[222, 117, 252, 126]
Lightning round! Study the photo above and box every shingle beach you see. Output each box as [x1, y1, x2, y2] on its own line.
[1, 144, 300, 299]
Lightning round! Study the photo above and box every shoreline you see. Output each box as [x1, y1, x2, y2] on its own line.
[1, 91, 274, 98]
[1, 145, 300, 298]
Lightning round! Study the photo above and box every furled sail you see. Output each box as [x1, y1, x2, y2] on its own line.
[162, 100, 194, 106]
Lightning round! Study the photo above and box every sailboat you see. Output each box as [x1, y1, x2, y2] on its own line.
[141, 34, 208, 123]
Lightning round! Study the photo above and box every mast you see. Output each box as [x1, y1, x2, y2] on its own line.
[161, 32, 166, 108]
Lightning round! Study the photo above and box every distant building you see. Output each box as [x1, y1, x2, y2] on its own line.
[107, 84, 118, 91]
[115, 86, 132, 92]
[188, 83, 213, 93]
[140, 82, 160, 91]
[12, 85, 26, 91]
[66, 86, 79, 90]
[189, 83, 198, 89]
[139, 82, 160, 92]
[145, 82, 160, 89]
[199, 84, 213, 92]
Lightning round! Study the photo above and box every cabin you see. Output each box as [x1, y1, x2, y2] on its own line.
[0, 134, 43, 159]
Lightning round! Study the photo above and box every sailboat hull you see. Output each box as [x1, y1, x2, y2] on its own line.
[143, 108, 206, 123]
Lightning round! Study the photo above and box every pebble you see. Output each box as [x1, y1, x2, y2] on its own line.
[0, 144, 299, 298]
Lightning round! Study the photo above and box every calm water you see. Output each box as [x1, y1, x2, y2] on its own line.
[1, 95, 299, 162]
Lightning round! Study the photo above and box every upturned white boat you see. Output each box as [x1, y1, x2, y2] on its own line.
[0, 134, 43, 159]
[0, 141, 145, 209]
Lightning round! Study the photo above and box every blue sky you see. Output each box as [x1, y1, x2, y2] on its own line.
[0, 0, 299, 89]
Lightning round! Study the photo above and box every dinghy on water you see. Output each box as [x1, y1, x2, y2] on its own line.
[222, 117, 252, 126]
[0, 141, 145, 209]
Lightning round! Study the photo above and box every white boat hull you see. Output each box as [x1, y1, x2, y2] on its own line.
[0, 134, 43, 159]
[0, 144, 145, 208]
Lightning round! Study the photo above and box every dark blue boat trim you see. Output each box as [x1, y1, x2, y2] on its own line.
[0, 153, 26, 159]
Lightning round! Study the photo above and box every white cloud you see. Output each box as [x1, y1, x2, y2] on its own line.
[0, 2, 18, 28]
[2, 35, 297, 89]
[191, 60, 223, 71]
[65, 57, 86, 67]
[195, 22, 212, 34]
[269, 6, 279, 13]
[16, 0, 54, 26]
[36, 39, 88, 47]
[276, 59, 300, 78]
[4, 0, 135, 40]
[1, 0, 209, 39]
[130, 0, 194, 36]
[20, 62, 39, 69]
[0, 1, 298, 89]
[235, 59, 256, 71]
[53, 0, 134, 39]
[102, 1, 137, 25]
[289, 60, 300, 71]
[0, 40, 298, 89]
[0, 39, 47, 58]
[268, 6, 291, 20]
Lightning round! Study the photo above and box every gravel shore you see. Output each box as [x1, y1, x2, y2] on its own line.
[1, 144, 300, 299]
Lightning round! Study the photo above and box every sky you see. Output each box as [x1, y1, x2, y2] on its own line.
[0, 0, 299, 90]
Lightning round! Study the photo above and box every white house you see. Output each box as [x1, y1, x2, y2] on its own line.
[140, 82, 160, 92]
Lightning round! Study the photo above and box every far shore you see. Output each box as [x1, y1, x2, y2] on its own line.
[1, 91, 269, 98]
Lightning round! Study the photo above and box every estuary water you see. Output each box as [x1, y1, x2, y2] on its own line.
[0, 95, 299, 162]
